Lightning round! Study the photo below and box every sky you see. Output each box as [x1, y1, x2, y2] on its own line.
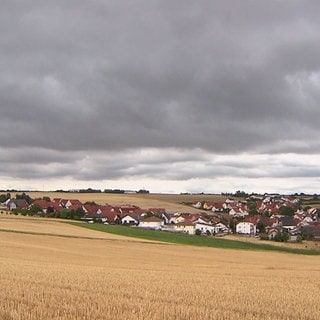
[1, 0, 320, 194]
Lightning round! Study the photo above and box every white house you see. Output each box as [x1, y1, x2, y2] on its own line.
[192, 201, 202, 209]
[214, 222, 230, 234]
[229, 207, 249, 217]
[121, 214, 139, 225]
[195, 222, 219, 235]
[236, 222, 256, 235]
[169, 214, 186, 224]
[138, 217, 164, 230]
[163, 221, 195, 235]
[174, 221, 195, 234]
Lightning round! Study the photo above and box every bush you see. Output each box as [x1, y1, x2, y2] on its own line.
[274, 231, 289, 242]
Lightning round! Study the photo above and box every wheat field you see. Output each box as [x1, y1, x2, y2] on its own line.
[1, 216, 320, 320]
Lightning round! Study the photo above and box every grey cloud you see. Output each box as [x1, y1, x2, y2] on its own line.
[1, 1, 320, 191]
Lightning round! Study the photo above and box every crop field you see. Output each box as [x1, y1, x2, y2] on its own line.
[1, 216, 320, 320]
[21, 191, 227, 213]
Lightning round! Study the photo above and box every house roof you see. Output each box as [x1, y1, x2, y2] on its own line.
[7, 199, 29, 208]
[121, 213, 141, 221]
[280, 216, 298, 227]
[140, 216, 163, 223]
[176, 221, 194, 227]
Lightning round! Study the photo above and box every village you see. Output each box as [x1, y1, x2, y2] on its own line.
[3, 193, 320, 242]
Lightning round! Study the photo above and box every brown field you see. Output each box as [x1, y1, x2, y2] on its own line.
[19, 191, 228, 213]
[1, 216, 320, 320]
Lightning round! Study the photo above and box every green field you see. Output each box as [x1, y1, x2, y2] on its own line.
[71, 222, 320, 255]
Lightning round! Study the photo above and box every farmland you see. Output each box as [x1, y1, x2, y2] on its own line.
[20, 191, 227, 213]
[1, 215, 320, 320]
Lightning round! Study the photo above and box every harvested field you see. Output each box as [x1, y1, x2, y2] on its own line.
[0, 215, 158, 243]
[20, 191, 227, 213]
[1, 217, 320, 319]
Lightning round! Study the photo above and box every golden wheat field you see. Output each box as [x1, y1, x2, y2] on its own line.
[1, 216, 320, 320]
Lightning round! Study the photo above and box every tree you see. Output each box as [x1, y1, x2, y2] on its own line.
[0, 193, 11, 203]
[74, 207, 85, 220]
[279, 206, 294, 216]
[59, 209, 71, 219]
[234, 190, 248, 198]
[16, 192, 33, 204]
[248, 202, 258, 216]
[137, 189, 149, 194]
[29, 204, 42, 215]
[256, 221, 266, 234]
[274, 231, 289, 242]
[229, 218, 237, 233]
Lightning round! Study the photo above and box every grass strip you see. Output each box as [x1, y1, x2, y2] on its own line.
[69, 222, 320, 255]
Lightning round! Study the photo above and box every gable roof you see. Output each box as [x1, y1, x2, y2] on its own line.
[140, 216, 163, 223]
[7, 199, 29, 209]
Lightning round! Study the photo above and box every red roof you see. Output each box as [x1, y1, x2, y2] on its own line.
[140, 216, 163, 223]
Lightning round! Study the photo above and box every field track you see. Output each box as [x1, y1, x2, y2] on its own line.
[1, 216, 320, 319]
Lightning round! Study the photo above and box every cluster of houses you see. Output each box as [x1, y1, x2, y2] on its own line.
[192, 194, 320, 240]
[3, 194, 320, 241]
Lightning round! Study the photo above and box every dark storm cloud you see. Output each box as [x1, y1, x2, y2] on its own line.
[1, 1, 320, 190]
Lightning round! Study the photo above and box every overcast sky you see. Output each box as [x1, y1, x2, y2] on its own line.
[1, 0, 320, 194]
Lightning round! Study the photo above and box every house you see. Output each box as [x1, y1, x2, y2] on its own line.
[229, 207, 249, 218]
[211, 202, 224, 213]
[115, 205, 139, 214]
[59, 199, 83, 210]
[193, 216, 211, 225]
[6, 199, 29, 211]
[162, 221, 195, 234]
[83, 204, 121, 223]
[138, 217, 164, 230]
[236, 221, 256, 235]
[203, 201, 215, 210]
[266, 227, 281, 239]
[192, 201, 202, 209]
[279, 216, 298, 232]
[169, 214, 186, 224]
[194, 222, 219, 235]
[157, 212, 170, 224]
[31, 199, 61, 215]
[121, 214, 140, 225]
[223, 199, 236, 209]
[214, 222, 230, 234]
[173, 221, 195, 234]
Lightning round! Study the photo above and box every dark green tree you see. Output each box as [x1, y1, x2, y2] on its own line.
[274, 231, 289, 242]
[256, 221, 266, 234]
[74, 207, 85, 220]
[0, 193, 11, 203]
[16, 192, 33, 204]
[279, 206, 294, 216]
[29, 204, 42, 215]
[248, 202, 258, 215]
[59, 209, 71, 219]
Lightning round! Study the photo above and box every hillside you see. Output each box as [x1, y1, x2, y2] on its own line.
[21, 192, 227, 213]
